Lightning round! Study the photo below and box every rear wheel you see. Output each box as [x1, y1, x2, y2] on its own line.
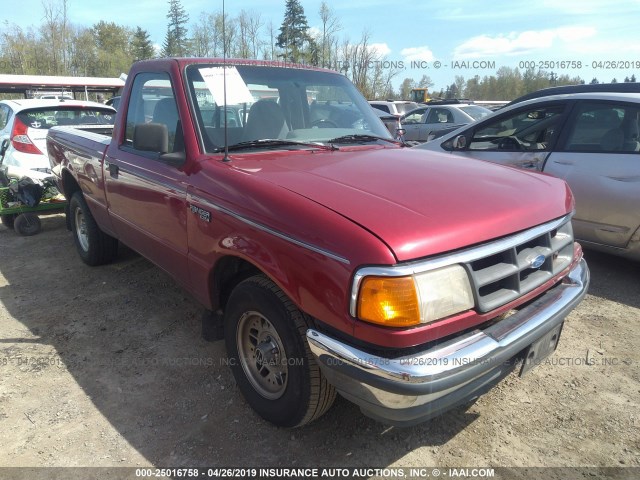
[224, 274, 336, 427]
[69, 192, 118, 265]
[64, 202, 72, 231]
[13, 213, 41, 236]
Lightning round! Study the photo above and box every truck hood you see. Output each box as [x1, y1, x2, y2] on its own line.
[229, 147, 572, 262]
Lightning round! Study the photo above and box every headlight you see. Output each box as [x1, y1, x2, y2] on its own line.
[356, 264, 474, 327]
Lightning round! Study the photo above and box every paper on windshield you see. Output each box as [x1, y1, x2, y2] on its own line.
[199, 66, 254, 106]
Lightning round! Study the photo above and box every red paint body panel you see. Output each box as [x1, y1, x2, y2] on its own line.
[47, 58, 577, 349]
[224, 147, 573, 262]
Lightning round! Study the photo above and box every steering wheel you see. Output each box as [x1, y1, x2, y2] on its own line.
[497, 136, 522, 150]
[311, 118, 338, 128]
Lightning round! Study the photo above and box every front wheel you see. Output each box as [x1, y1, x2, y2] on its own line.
[69, 192, 118, 265]
[224, 275, 336, 427]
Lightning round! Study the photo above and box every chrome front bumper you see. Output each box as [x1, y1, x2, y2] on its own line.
[307, 258, 590, 426]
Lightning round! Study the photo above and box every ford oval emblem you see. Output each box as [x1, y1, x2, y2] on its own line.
[529, 254, 546, 269]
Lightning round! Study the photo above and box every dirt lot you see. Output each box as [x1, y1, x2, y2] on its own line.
[0, 214, 638, 476]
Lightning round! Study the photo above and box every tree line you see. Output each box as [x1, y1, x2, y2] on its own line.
[0, 0, 637, 101]
[408, 70, 638, 102]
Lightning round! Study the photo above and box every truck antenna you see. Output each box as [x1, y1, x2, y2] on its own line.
[222, 0, 230, 162]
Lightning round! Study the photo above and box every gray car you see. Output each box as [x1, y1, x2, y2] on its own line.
[416, 92, 640, 260]
[401, 102, 491, 142]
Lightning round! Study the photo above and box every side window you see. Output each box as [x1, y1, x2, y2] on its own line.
[403, 109, 426, 124]
[564, 102, 640, 153]
[372, 104, 390, 114]
[426, 108, 454, 124]
[0, 105, 11, 130]
[469, 105, 564, 151]
[124, 72, 183, 153]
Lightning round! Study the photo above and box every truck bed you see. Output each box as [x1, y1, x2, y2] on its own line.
[47, 125, 113, 161]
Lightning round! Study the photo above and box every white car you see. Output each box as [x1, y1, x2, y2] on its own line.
[369, 100, 419, 116]
[0, 99, 116, 181]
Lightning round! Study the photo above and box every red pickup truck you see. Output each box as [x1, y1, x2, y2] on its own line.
[47, 58, 589, 427]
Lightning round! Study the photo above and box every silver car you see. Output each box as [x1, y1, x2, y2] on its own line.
[401, 102, 492, 142]
[416, 92, 640, 260]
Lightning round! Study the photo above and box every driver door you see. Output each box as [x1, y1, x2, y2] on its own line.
[424, 107, 457, 140]
[452, 102, 570, 171]
[104, 71, 191, 287]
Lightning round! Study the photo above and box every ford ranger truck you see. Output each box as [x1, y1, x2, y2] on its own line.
[47, 58, 589, 427]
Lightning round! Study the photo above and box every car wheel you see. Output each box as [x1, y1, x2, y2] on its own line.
[1, 214, 15, 229]
[13, 213, 41, 236]
[224, 274, 336, 427]
[69, 192, 118, 266]
[64, 202, 72, 231]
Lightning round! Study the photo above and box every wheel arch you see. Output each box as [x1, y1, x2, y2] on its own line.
[208, 255, 262, 312]
[61, 168, 81, 201]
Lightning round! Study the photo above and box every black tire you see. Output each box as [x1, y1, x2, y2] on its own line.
[13, 213, 41, 236]
[64, 202, 72, 231]
[1, 214, 15, 229]
[69, 191, 118, 266]
[224, 274, 336, 427]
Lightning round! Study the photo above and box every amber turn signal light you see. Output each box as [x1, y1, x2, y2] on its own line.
[357, 276, 420, 327]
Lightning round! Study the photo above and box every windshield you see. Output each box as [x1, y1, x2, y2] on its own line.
[458, 105, 493, 121]
[186, 64, 391, 153]
[18, 107, 115, 128]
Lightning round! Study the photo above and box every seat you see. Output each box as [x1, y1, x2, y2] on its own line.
[55, 117, 74, 126]
[152, 98, 178, 132]
[243, 100, 289, 141]
[152, 97, 181, 152]
[600, 127, 624, 151]
[81, 115, 98, 124]
[623, 118, 640, 152]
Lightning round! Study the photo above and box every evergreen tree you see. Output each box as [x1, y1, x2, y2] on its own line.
[276, 0, 311, 63]
[162, 0, 190, 56]
[91, 21, 133, 76]
[132, 27, 155, 61]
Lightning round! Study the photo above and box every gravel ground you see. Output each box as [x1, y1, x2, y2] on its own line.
[0, 214, 638, 478]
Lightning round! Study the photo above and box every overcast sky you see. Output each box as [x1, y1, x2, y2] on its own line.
[4, 0, 640, 90]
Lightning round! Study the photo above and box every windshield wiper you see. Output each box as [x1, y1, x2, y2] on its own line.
[327, 134, 400, 145]
[214, 139, 338, 153]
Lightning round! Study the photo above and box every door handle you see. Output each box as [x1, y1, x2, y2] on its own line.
[106, 161, 119, 177]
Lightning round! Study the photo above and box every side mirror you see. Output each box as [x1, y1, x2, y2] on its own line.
[133, 123, 169, 153]
[160, 151, 186, 168]
[133, 123, 185, 168]
[452, 135, 467, 150]
[395, 127, 406, 139]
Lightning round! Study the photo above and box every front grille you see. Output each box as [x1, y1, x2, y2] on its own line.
[466, 218, 574, 313]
